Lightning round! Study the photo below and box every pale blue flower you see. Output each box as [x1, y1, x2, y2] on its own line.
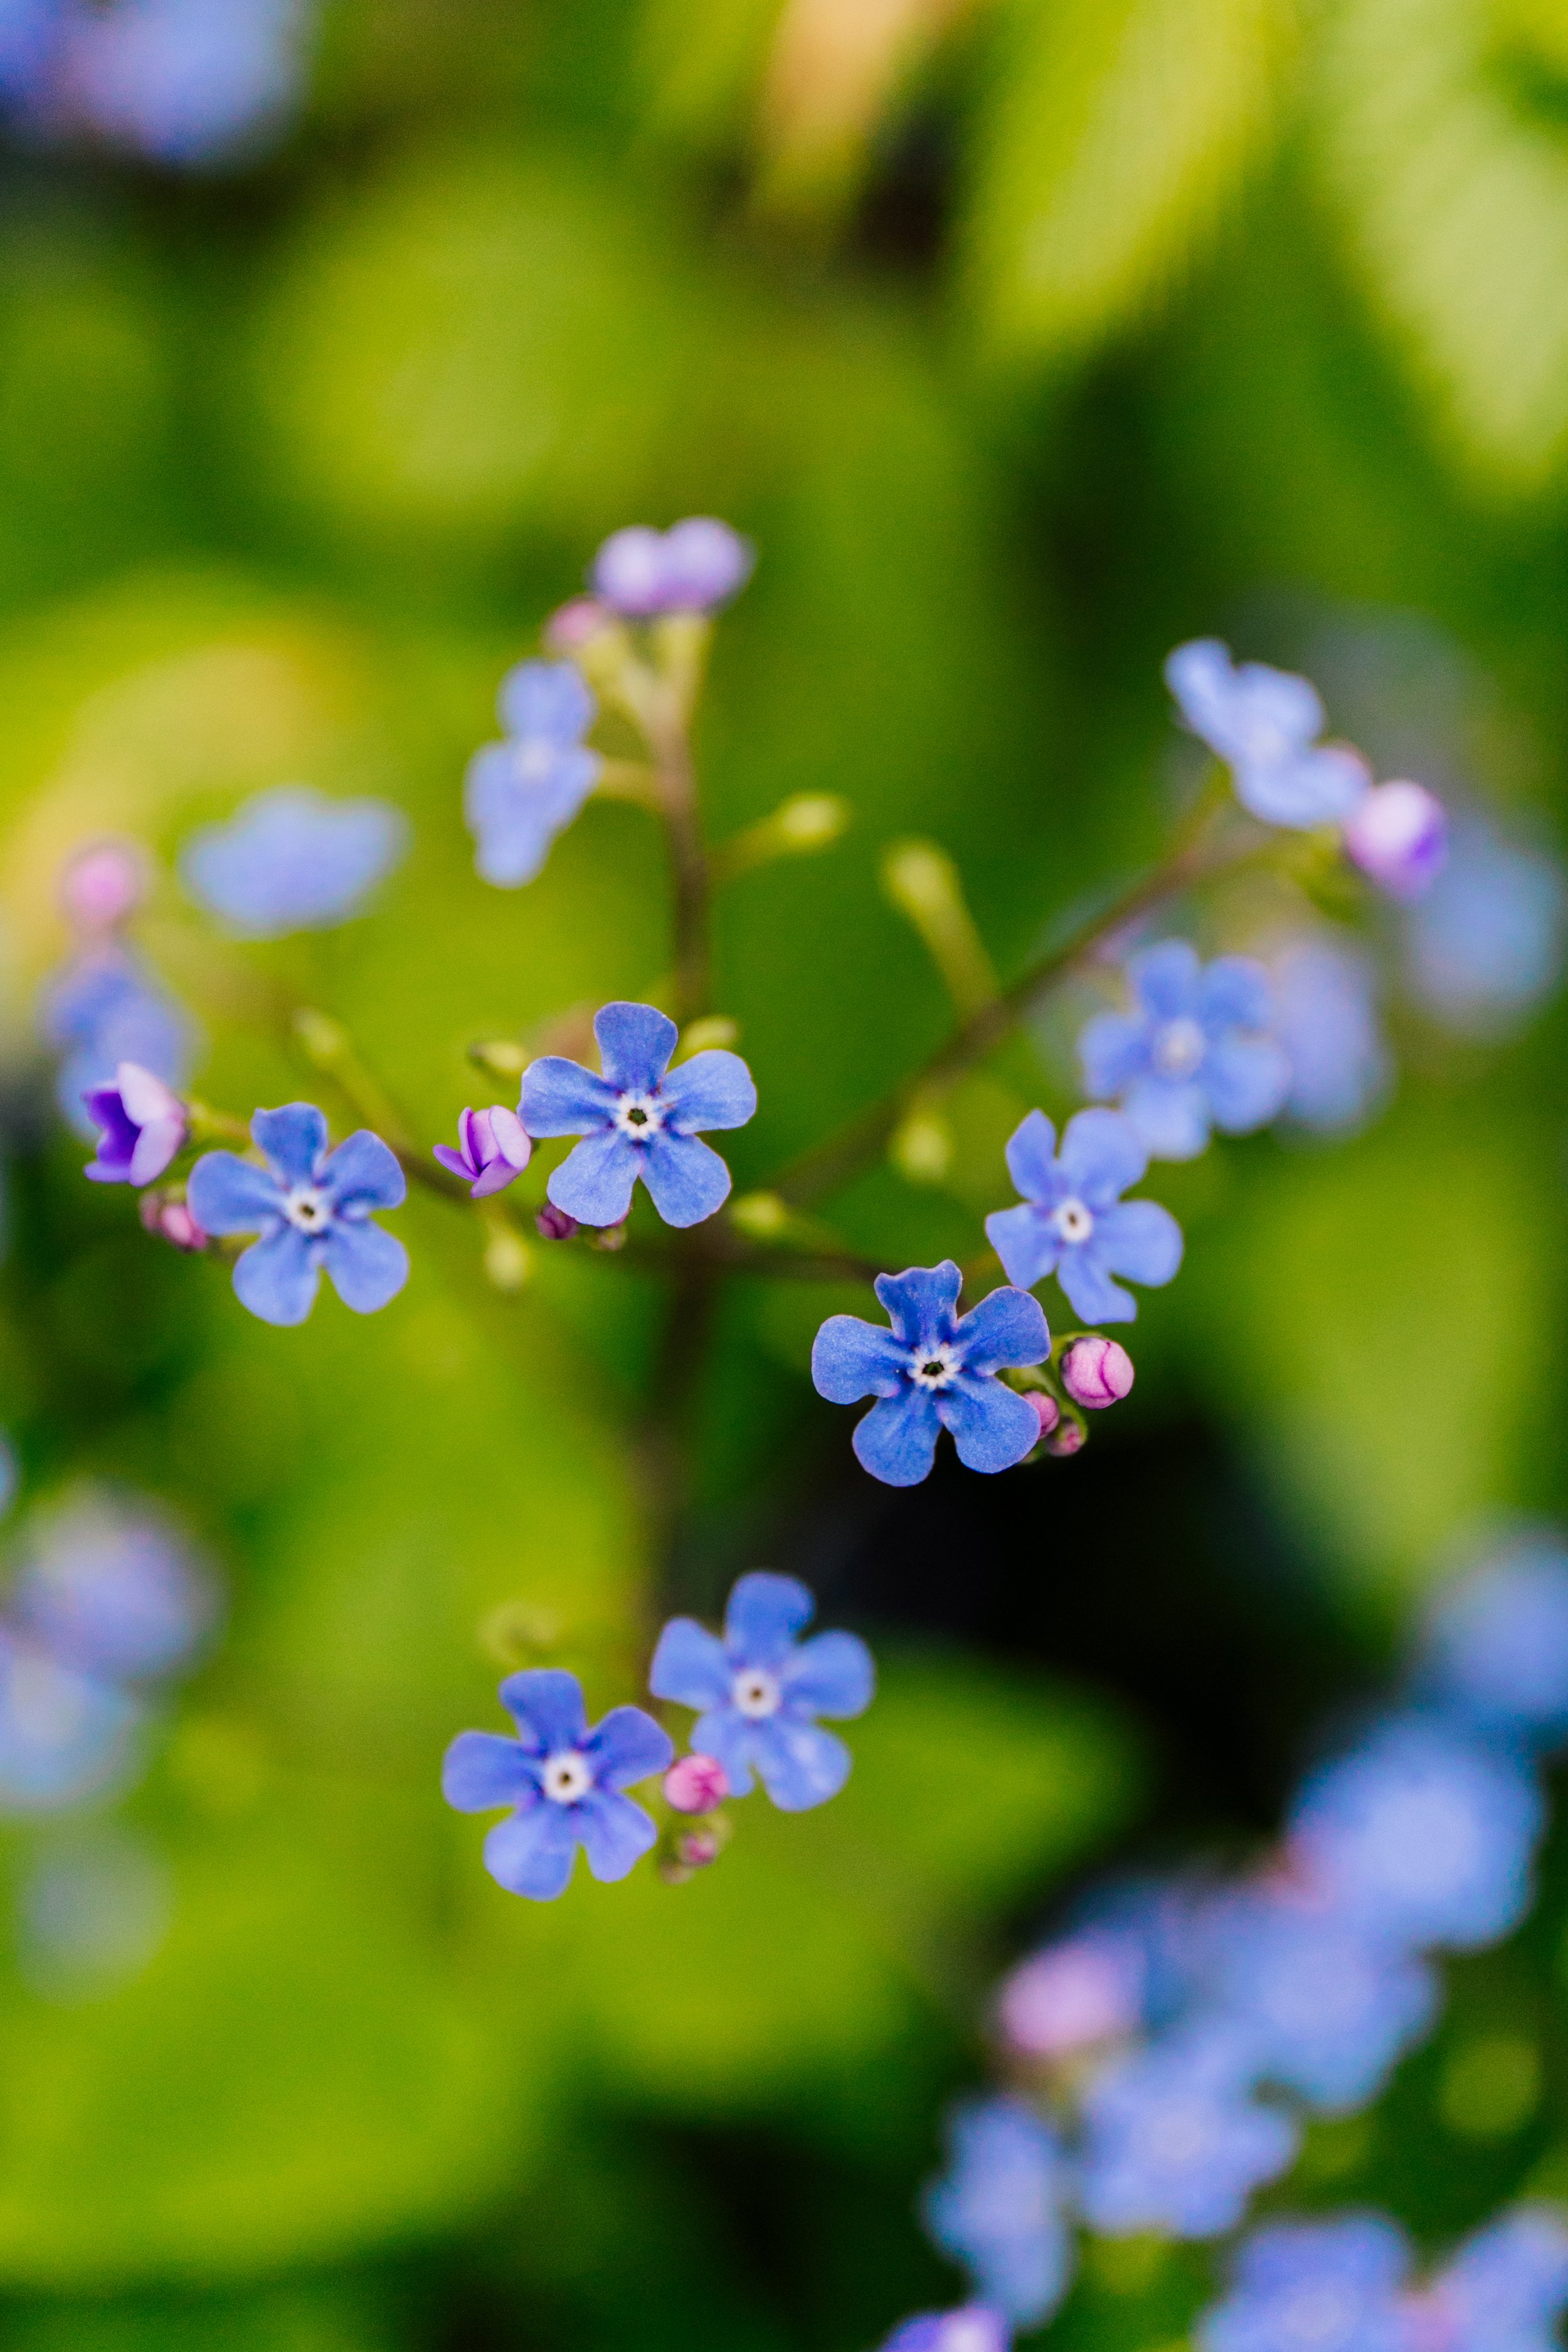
[1076, 2024, 1299, 2238]
[1198, 2215, 1413, 2352]
[0, 1626, 143, 1815]
[985, 1106, 1182, 1323]
[464, 660, 601, 889]
[879, 2311, 1010, 2352]
[187, 1103, 407, 1326]
[1165, 640, 1370, 829]
[1403, 817, 1567, 1037]
[922, 2097, 1073, 2329]
[41, 945, 193, 1140]
[11, 1490, 216, 1685]
[61, 0, 308, 165]
[591, 519, 753, 617]
[1079, 941, 1290, 1160]
[1414, 1533, 1568, 1751]
[1271, 936, 1391, 1136]
[1426, 2206, 1568, 2352]
[181, 785, 408, 938]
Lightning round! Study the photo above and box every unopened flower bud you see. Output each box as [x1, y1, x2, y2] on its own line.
[591, 1219, 628, 1253]
[776, 793, 849, 850]
[1023, 1391, 1060, 1442]
[677, 1015, 739, 1057]
[544, 595, 612, 650]
[1060, 1336, 1134, 1409]
[1343, 780, 1448, 901]
[729, 1190, 788, 1239]
[139, 1192, 208, 1252]
[998, 1936, 1142, 2060]
[677, 1827, 721, 1869]
[536, 1204, 578, 1241]
[483, 1225, 531, 1290]
[664, 1753, 728, 1814]
[891, 1108, 953, 1184]
[1047, 1419, 1086, 1457]
[60, 839, 149, 932]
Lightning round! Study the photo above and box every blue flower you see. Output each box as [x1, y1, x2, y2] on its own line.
[60, 0, 307, 166]
[1079, 941, 1291, 1161]
[1187, 1884, 1438, 2112]
[180, 785, 409, 938]
[442, 1667, 672, 1901]
[10, 1490, 216, 1685]
[521, 1000, 756, 1229]
[1403, 816, 1567, 1037]
[41, 945, 193, 1140]
[1197, 2215, 1413, 2352]
[984, 1108, 1182, 1324]
[879, 2311, 1010, 2352]
[922, 2096, 1074, 2328]
[0, 1626, 144, 1816]
[464, 660, 602, 889]
[1076, 2024, 1299, 2238]
[1286, 1716, 1543, 1952]
[812, 1263, 1049, 1487]
[591, 519, 754, 617]
[186, 1103, 408, 1327]
[1414, 1534, 1568, 1751]
[82, 1062, 187, 1186]
[649, 1571, 874, 1812]
[1165, 640, 1370, 829]
[1427, 2206, 1568, 2352]
[1270, 936, 1391, 1137]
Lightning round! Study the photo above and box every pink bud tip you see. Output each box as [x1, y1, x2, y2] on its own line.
[544, 597, 612, 650]
[677, 1828, 721, 1868]
[536, 1204, 578, 1241]
[59, 839, 149, 931]
[1343, 780, 1447, 900]
[1046, 1420, 1086, 1457]
[1023, 1391, 1059, 1441]
[997, 1936, 1143, 2058]
[664, 1753, 728, 1814]
[1060, 1336, 1134, 1409]
[138, 1195, 208, 1252]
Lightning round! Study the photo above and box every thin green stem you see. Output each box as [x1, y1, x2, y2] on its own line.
[650, 707, 711, 1027]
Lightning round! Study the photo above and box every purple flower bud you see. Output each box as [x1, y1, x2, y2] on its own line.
[590, 519, 755, 618]
[591, 527, 670, 618]
[677, 1826, 721, 1869]
[1344, 780, 1448, 901]
[664, 1752, 729, 1814]
[432, 1105, 532, 1199]
[544, 596, 612, 650]
[139, 1194, 209, 1252]
[536, 1203, 578, 1241]
[997, 1936, 1143, 2060]
[83, 1062, 186, 1186]
[1023, 1391, 1059, 1443]
[1061, 1337, 1134, 1409]
[59, 839, 149, 933]
[1047, 1420, 1086, 1457]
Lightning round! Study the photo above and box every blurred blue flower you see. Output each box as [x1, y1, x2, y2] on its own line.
[18, 1826, 171, 1998]
[1425, 2205, 1568, 2352]
[464, 660, 601, 889]
[187, 1103, 407, 1327]
[1286, 1716, 1543, 1952]
[922, 2096, 1073, 2328]
[997, 1927, 1147, 2060]
[1076, 2025, 1300, 2238]
[1413, 1533, 1568, 1751]
[1270, 936, 1391, 1137]
[0, 0, 58, 110]
[11, 1490, 216, 1685]
[0, 1626, 143, 1814]
[650, 1571, 874, 1813]
[1197, 2214, 1413, 2352]
[442, 1667, 672, 1902]
[879, 2311, 1010, 2352]
[521, 1000, 756, 1229]
[984, 1106, 1182, 1324]
[1402, 816, 1567, 1037]
[1165, 640, 1371, 829]
[180, 785, 408, 938]
[591, 518, 754, 617]
[1187, 1883, 1438, 2112]
[62, 0, 308, 165]
[41, 945, 193, 1140]
[82, 1061, 186, 1186]
[1079, 941, 1290, 1161]
[812, 1261, 1049, 1486]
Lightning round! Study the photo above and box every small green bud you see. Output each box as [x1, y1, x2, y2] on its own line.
[469, 1039, 529, 1079]
[677, 1015, 739, 1058]
[729, 1190, 789, 1238]
[776, 793, 849, 849]
[891, 1109, 953, 1184]
[292, 1007, 350, 1066]
[483, 1224, 531, 1290]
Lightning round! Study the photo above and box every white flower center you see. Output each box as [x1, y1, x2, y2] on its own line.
[908, 1342, 960, 1391]
[541, 1750, 593, 1804]
[732, 1666, 781, 1719]
[1153, 1016, 1206, 1079]
[1052, 1196, 1094, 1245]
[613, 1092, 665, 1143]
[514, 739, 555, 785]
[282, 1184, 332, 1234]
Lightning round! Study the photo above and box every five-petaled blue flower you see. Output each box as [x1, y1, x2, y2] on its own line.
[442, 1667, 673, 1901]
[1076, 2022, 1300, 2239]
[1197, 2215, 1413, 2352]
[187, 1103, 408, 1327]
[465, 660, 602, 888]
[984, 1108, 1182, 1325]
[1427, 2206, 1568, 2352]
[1079, 940, 1290, 1161]
[180, 785, 409, 938]
[922, 2097, 1073, 2329]
[812, 1263, 1049, 1488]
[1165, 640, 1371, 829]
[521, 1000, 756, 1229]
[1414, 1533, 1568, 1751]
[649, 1571, 874, 1811]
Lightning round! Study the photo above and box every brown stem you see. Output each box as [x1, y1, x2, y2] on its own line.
[650, 711, 711, 1027]
[632, 1254, 719, 1616]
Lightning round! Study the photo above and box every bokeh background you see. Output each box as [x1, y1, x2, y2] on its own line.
[4, 0, 1568, 2344]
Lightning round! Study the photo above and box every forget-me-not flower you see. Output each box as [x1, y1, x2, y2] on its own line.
[0, 1626, 144, 1815]
[1079, 940, 1291, 1160]
[922, 2096, 1073, 2329]
[181, 785, 408, 938]
[1270, 936, 1391, 1138]
[82, 1062, 187, 1186]
[1414, 1534, 1568, 1751]
[997, 1929, 1147, 2060]
[521, 1000, 756, 1229]
[1197, 2215, 1413, 2352]
[1165, 640, 1371, 829]
[812, 1262, 1049, 1487]
[1424, 2206, 1568, 2352]
[591, 519, 753, 617]
[1076, 2023, 1300, 2238]
[11, 1490, 216, 1686]
[1286, 1716, 1543, 1952]
[61, 0, 309, 166]
[442, 1667, 672, 1901]
[187, 1103, 408, 1327]
[879, 2311, 1010, 2352]
[984, 1108, 1182, 1324]
[1403, 817, 1567, 1039]
[649, 1571, 874, 1812]
[464, 660, 602, 889]
[42, 946, 193, 1140]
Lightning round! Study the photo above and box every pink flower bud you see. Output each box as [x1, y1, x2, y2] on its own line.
[544, 596, 612, 650]
[139, 1194, 208, 1252]
[1023, 1391, 1059, 1442]
[677, 1827, 721, 1869]
[59, 839, 149, 932]
[1046, 1420, 1086, 1457]
[997, 1935, 1143, 2059]
[536, 1204, 578, 1241]
[664, 1753, 728, 1814]
[1343, 780, 1447, 901]
[1060, 1337, 1134, 1409]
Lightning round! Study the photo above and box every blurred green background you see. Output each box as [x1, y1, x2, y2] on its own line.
[6, 0, 1568, 2344]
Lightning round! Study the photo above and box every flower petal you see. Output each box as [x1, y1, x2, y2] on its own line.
[853, 1390, 940, 1486]
[584, 1703, 673, 1790]
[546, 1131, 639, 1226]
[1236, 744, 1370, 829]
[185, 1150, 283, 1235]
[321, 1128, 407, 1212]
[1205, 1036, 1291, 1133]
[638, 1131, 732, 1227]
[441, 1730, 534, 1813]
[482, 1799, 578, 1900]
[1079, 1011, 1147, 1098]
[659, 1047, 758, 1133]
[1121, 1077, 1211, 1161]
[781, 1629, 875, 1718]
[487, 1105, 531, 1169]
[117, 1062, 181, 1128]
[750, 1717, 853, 1811]
[1130, 940, 1202, 1020]
[251, 1103, 328, 1185]
[690, 1705, 756, 1796]
[985, 1204, 1057, 1293]
[872, 1262, 962, 1349]
[575, 1787, 659, 1881]
[499, 1668, 588, 1756]
[231, 1227, 319, 1326]
[1058, 1107, 1146, 1206]
[810, 1313, 908, 1403]
[497, 657, 596, 743]
[127, 1118, 184, 1187]
[1094, 1199, 1184, 1286]
[1056, 1248, 1136, 1325]
[724, 1571, 815, 1665]
[1199, 954, 1274, 1032]
[937, 1375, 1041, 1474]
[649, 1618, 733, 1709]
[322, 1219, 409, 1315]
[594, 1000, 677, 1093]
[519, 1055, 621, 1136]
[954, 1285, 1050, 1374]
[1002, 1108, 1059, 1204]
